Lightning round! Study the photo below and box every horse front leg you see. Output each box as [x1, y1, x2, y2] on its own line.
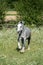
[17, 36, 21, 50]
[20, 37, 25, 53]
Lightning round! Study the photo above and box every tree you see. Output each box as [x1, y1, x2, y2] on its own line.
[13, 0, 43, 25]
[0, 0, 7, 24]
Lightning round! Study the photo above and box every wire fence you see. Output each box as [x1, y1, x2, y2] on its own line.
[0, 23, 16, 29]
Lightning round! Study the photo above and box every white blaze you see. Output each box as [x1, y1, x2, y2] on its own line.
[17, 23, 22, 32]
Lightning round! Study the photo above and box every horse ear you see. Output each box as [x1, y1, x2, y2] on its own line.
[20, 21, 25, 25]
[22, 21, 25, 25]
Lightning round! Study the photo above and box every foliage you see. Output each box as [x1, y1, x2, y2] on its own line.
[13, 0, 43, 26]
[0, 0, 43, 26]
[0, 0, 7, 24]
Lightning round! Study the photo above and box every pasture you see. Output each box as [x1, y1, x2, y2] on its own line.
[0, 27, 43, 65]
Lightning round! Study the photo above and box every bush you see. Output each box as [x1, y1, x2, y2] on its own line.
[0, 1, 7, 24]
[13, 0, 43, 26]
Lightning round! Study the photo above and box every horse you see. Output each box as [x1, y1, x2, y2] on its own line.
[17, 21, 31, 53]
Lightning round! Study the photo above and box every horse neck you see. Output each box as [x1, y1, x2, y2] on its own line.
[19, 31, 22, 37]
[22, 26, 25, 32]
[19, 25, 25, 37]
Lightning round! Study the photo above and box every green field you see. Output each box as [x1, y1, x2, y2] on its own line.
[0, 27, 43, 65]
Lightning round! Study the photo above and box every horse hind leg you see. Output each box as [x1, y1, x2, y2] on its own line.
[27, 36, 31, 50]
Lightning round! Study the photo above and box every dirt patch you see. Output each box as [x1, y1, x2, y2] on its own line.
[4, 11, 20, 22]
[4, 15, 17, 21]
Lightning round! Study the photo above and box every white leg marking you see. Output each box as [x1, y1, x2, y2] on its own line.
[18, 42, 21, 49]
[20, 46, 25, 53]
[28, 45, 30, 50]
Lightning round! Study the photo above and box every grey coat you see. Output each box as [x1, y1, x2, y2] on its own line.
[20, 26, 31, 40]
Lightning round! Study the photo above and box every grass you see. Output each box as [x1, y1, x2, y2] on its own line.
[0, 27, 43, 65]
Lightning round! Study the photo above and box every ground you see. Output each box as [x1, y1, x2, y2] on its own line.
[0, 27, 43, 65]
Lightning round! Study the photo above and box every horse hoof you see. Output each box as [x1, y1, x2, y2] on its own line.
[20, 50, 25, 53]
[16, 48, 21, 51]
[27, 47, 30, 50]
